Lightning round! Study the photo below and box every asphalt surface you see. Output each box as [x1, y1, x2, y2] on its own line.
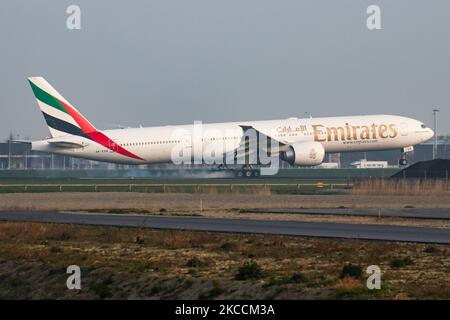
[240, 208, 450, 220]
[0, 211, 449, 244]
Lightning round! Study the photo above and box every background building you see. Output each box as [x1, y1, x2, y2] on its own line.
[337, 137, 450, 168]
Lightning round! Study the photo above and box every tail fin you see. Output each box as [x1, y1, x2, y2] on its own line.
[28, 77, 97, 138]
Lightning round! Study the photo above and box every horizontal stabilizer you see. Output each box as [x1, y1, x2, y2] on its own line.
[7, 140, 32, 145]
[47, 139, 88, 148]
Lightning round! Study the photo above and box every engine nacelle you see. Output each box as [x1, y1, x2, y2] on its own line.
[281, 142, 325, 166]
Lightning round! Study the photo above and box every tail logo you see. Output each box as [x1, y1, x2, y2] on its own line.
[28, 77, 144, 161]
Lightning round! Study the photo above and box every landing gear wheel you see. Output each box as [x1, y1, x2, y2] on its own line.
[253, 170, 260, 177]
[237, 171, 244, 177]
[399, 158, 408, 166]
[245, 171, 252, 177]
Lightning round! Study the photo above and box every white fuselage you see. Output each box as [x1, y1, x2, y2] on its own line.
[32, 114, 434, 165]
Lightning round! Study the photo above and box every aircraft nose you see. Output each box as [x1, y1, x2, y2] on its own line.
[417, 124, 434, 142]
[423, 128, 435, 142]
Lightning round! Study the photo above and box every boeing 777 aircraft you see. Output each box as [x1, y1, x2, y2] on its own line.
[22, 77, 434, 176]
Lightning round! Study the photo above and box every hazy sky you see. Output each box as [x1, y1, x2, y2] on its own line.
[1, 0, 449, 140]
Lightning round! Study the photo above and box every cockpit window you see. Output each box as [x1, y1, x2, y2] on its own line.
[421, 124, 427, 128]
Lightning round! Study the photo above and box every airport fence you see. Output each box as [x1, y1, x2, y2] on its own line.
[0, 182, 352, 195]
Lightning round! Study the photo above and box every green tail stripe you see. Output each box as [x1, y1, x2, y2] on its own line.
[28, 80, 68, 115]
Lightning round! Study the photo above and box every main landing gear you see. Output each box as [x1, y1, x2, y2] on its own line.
[216, 164, 261, 178]
[236, 166, 260, 178]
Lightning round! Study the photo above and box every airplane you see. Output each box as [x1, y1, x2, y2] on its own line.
[22, 76, 434, 176]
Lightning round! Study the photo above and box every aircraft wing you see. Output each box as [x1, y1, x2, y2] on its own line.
[225, 125, 288, 164]
[239, 125, 288, 146]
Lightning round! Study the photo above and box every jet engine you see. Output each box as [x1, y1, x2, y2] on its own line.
[281, 141, 325, 166]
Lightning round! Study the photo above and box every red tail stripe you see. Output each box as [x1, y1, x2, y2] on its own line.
[58, 99, 144, 161]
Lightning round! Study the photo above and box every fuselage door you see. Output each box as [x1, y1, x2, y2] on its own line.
[182, 134, 192, 148]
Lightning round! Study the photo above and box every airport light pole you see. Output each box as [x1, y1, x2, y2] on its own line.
[8, 140, 11, 170]
[433, 109, 439, 160]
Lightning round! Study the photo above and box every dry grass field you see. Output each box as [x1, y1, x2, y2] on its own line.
[0, 191, 448, 299]
[0, 192, 449, 212]
[352, 179, 450, 196]
[0, 222, 448, 300]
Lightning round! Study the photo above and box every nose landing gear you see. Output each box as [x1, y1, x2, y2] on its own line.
[399, 158, 408, 166]
[399, 146, 414, 167]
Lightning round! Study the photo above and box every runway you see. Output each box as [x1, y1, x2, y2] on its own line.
[240, 208, 450, 220]
[0, 211, 449, 244]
